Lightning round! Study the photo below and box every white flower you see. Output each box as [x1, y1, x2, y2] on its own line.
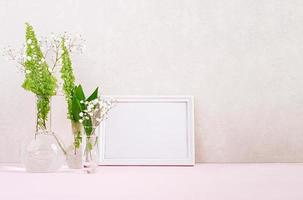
[27, 39, 32, 44]
[25, 70, 31, 74]
[79, 119, 83, 123]
[31, 45, 34, 49]
[26, 56, 32, 61]
[80, 100, 84, 104]
[85, 116, 89, 120]
[79, 112, 84, 117]
[92, 99, 98, 105]
[41, 58, 45, 62]
[85, 101, 89, 105]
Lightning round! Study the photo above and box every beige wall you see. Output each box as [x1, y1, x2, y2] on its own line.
[1, 0, 303, 162]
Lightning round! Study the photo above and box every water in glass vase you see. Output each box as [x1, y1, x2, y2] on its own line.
[66, 121, 83, 169]
[21, 96, 65, 173]
[83, 131, 99, 174]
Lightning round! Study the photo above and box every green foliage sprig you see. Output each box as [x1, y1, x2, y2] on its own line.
[23, 23, 57, 130]
[73, 86, 112, 136]
[69, 85, 95, 147]
[77, 87, 112, 154]
[60, 38, 76, 121]
[71, 85, 98, 136]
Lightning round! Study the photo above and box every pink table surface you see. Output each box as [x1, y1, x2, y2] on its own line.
[0, 163, 303, 200]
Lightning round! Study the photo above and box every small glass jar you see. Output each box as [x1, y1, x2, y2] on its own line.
[83, 133, 99, 173]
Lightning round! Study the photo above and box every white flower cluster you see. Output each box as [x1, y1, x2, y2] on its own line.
[1, 45, 26, 72]
[39, 32, 85, 56]
[62, 32, 86, 54]
[40, 32, 85, 74]
[1, 32, 85, 74]
[78, 98, 113, 127]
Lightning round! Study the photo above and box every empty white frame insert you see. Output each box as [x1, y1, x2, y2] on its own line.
[99, 96, 194, 165]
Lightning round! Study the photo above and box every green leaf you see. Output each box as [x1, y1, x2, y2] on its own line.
[86, 87, 99, 102]
[74, 85, 85, 100]
[71, 94, 82, 121]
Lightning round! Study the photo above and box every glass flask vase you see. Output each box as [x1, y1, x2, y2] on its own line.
[21, 96, 65, 173]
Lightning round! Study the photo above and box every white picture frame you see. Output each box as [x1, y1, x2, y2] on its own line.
[99, 96, 195, 165]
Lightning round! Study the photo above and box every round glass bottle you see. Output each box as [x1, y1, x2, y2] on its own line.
[21, 96, 65, 172]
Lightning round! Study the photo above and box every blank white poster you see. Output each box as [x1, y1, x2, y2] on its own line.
[99, 96, 194, 165]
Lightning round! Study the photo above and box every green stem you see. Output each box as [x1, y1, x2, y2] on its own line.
[52, 132, 67, 155]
